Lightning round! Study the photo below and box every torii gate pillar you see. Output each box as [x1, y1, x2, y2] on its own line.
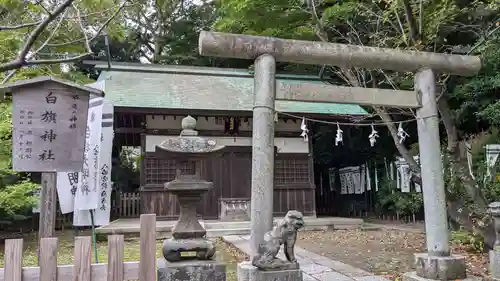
[250, 54, 276, 257]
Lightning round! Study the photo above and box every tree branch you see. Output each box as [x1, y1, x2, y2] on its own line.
[0, 21, 43, 31]
[393, 0, 408, 44]
[400, 0, 420, 44]
[73, 4, 92, 53]
[32, 10, 68, 57]
[0, 0, 128, 73]
[437, 95, 488, 209]
[0, 0, 75, 73]
[307, 0, 422, 183]
[24, 53, 93, 66]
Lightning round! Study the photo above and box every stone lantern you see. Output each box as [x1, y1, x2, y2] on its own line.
[489, 202, 500, 281]
[155, 115, 227, 281]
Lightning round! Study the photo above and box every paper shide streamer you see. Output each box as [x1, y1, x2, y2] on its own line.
[397, 122, 409, 144]
[368, 125, 379, 147]
[335, 123, 343, 146]
[300, 117, 309, 141]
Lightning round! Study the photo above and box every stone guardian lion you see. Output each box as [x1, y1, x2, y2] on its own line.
[251, 210, 305, 270]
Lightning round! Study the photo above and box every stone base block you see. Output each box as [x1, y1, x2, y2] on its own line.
[414, 253, 467, 280]
[237, 261, 302, 281]
[402, 272, 481, 281]
[162, 238, 215, 261]
[491, 250, 500, 280]
[157, 259, 226, 281]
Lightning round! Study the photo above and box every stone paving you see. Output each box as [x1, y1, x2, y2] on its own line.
[223, 235, 391, 281]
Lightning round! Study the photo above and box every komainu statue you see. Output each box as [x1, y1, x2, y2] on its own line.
[252, 210, 305, 270]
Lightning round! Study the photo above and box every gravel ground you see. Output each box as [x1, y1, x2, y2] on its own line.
[297, 229, 489, 280]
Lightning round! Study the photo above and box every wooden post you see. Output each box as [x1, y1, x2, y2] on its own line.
[39, 173, 57, 238]
[40, 237, 58, 281]
[4, 239, 23, 281]
[74, 237, 92, 281]
[38, 172, 57, 264]
[107, 235, 125, 281]
[139, 214, 156, 281]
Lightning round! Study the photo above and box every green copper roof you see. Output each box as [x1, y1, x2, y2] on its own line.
[92, 62, 368, 115]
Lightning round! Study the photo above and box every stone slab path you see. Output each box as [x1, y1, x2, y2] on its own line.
[223, 235, 390, 281]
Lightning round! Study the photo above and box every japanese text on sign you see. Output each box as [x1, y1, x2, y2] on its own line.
[12, 86, 90, 172]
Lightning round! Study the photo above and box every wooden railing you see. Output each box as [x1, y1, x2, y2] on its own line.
[0, 214, 156, 281]
[117, 192, 141, 218]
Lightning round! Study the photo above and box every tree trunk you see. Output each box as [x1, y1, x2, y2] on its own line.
[306, 0, 495, 249]
[377, 94, 494, 248]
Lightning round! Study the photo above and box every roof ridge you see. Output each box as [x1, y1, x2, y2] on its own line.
[82, 60, 326, 80]
[98, 70, 368, 115]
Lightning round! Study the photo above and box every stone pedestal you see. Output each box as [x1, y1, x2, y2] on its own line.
[490, 250, 500, 281]
[402, 253, 481, 281]
[157, 259, 227, 281]
[489, 202, 500, 281]
[402, 271, 481, 281]
[237, 261, 302, 281]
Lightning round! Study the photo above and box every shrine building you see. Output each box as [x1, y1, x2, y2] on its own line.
[82, 61, 368, 220]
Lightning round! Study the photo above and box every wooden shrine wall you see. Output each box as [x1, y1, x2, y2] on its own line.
[140, 146, 315, 219]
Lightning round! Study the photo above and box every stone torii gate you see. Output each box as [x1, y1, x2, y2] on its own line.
[198, 31, 482, 281]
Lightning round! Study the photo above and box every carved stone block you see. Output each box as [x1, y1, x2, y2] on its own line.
[237, 261, 302, 281]
[157, 259, 227, 281]
[489, 202, 500, 249]
[403, 271, 482, 281]
[490, 250, 500, 281]
[220, 198, 251, 221]
[414, 253, 467, 280]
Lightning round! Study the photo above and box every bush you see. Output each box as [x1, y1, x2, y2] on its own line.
[0, 180, 38, 225]
[376, 176, 424, 216]
[451, 230, 484, 253]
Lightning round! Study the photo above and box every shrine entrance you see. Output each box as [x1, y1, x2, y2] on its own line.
[313, 124, 379, 218]
[198, 31, 483, 280]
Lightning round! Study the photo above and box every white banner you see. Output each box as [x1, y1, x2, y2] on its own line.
[56, 171, 79, 214]
[366, 165, 371, 191]
[94, 101, 114, 226]
[73, 101, 113, 226]
[73, 97, 104, 226]
[486, 144, 500, 182]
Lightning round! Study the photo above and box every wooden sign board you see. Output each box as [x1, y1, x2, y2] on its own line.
[10, 80, 93, 172]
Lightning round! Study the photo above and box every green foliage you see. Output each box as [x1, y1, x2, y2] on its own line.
[375, 176, 423, 216]
[0, 180, 38, 223]
[0, 102, 37, 225]
[321, 2, 359, 26]
[215, 0, 314, 40]
[466, 129, 500, 202]
[112, 147, 140, 192]
[451, 230, 485, 253]
[451, 38, 500, 128]
[0, 0, 127, 78]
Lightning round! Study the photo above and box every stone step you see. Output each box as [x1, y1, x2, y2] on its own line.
[96, 217, 364, 235]
[206, 228, 250, 238]
[203, 218, 362, 230]
[156, 222, 360, 239]
[155, 228, 251, 239]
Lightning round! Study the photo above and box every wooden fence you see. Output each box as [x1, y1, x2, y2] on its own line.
[116, 192, 141, 218]
[0, 214, 156, 281]
[45, 192, 141, 230]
